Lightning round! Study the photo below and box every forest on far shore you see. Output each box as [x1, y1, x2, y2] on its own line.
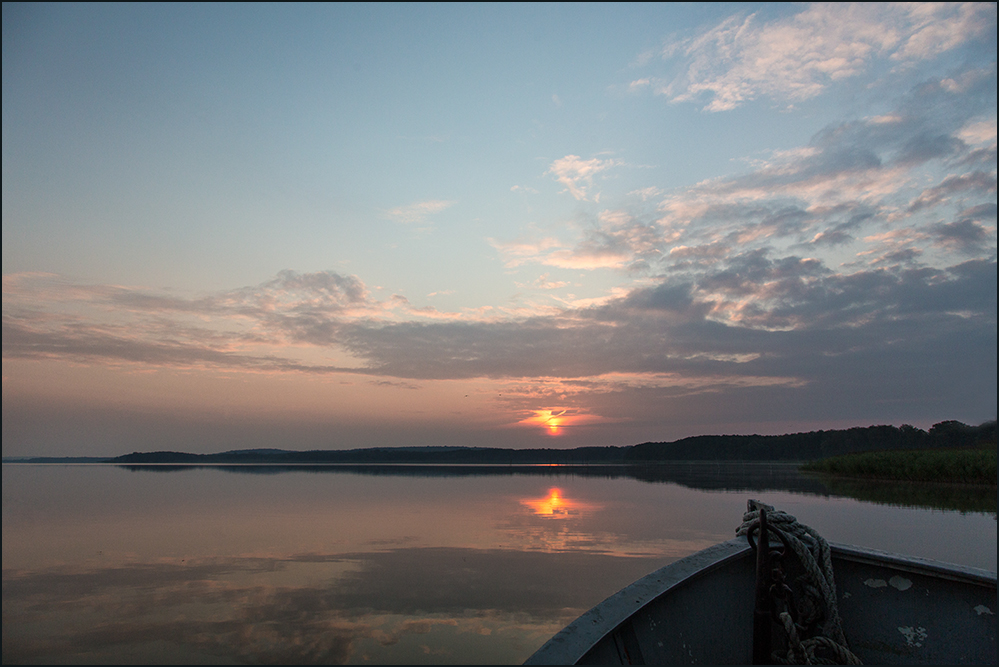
[94, 419, 997, 465]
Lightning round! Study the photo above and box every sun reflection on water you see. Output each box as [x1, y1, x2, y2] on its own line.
[520, 487, 600, 518]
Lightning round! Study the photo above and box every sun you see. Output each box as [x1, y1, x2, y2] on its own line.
[519, 409, 569, 436]
[541, 410, 567, 432]
[516, 407, 610, 436]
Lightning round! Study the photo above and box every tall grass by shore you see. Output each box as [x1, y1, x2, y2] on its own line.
[801, 446, 997, 485]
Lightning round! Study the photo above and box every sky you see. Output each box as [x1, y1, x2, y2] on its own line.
[2, 2, 996, 457]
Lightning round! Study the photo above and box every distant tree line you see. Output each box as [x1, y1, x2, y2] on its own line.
[626, 420, 996, 462]
[106, 420, 996, 465]
[111, 445, 630, 465]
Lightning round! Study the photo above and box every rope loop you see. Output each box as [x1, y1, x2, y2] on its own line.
[738, 500, 863, 665]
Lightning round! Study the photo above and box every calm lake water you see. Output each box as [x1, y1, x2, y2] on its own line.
[3, 463, 995, 664]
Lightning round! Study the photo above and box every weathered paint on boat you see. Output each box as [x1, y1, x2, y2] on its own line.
[525, 537, 997, 665]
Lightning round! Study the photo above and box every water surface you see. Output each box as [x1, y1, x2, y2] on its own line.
[3, 463, 995, 664]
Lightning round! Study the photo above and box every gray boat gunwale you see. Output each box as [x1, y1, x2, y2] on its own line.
[525, 538, 751, 665]
[524, 537, 998, 665]
[828, 541, 997, 587]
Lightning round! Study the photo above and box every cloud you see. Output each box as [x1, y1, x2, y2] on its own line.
[629, 186, 664, 201]
[327, 256, 995, 385]
[892, 2, 996, 61]
[676, 63, 994, 207]
[1, 270, 383, 371]
[907, 172, 997, 213]
[384, 200, 455, 225]
[9, 60, 996, 398]
[956, 117, 998, 146]
[4, 255, 995, 445]
[487, 236, 564, 268]
[6, 63, 996, 406]
[546, 155, 620, 201]
[527, 274, 569, 290]
[491, 209, 664, 272]
[930, 205, 996, 255]
[369, 379, 422, 390]
[517, 65, 996, 286]
[648, 3, 996, 111]
[5, 36, 996, 446]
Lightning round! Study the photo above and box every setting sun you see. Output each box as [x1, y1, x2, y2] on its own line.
[547, 415, 563, 435]
[515, 408, 614, 437]
[520, 409, 569, 436]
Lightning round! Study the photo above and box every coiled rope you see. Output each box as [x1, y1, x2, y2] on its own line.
[737, 500, 862, 665]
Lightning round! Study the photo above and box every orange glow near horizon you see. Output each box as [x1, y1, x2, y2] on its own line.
[520, 409, 569, 436]
[516, 407, 614, 436]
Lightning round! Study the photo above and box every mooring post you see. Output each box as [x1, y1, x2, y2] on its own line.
[753, 505, 773, 664]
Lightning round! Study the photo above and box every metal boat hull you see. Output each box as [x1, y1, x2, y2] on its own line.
[525, 538, 996, 665]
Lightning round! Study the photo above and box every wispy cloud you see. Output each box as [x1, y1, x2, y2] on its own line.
[641, 3, 996, 111]
[908, 171, 997, 213]
[524, 274, 568, 290]
[488, 236, 564, 269]
[546, 155, 620, 201]
[384, 200, 455, 225]
[533, 65, 998, 281]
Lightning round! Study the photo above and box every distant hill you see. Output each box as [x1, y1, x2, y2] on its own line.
[109, 445, 629, 465]
[2, 456, 113, 464]
[10, 420, 994, 465]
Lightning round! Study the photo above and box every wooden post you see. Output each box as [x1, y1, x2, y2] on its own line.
[753, 505, 773, 664]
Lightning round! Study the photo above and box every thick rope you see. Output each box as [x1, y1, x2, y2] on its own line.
[737, 500, 862, 665]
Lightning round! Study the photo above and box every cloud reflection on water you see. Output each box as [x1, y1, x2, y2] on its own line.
[4, 464, 994, 664]
[2, 546, 662, 664]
